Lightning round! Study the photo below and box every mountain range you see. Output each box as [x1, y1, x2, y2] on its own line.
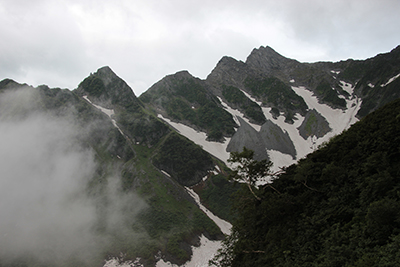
[0, 45, 399, 266]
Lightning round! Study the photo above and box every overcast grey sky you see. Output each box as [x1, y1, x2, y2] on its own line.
[1, 0, 400, 96]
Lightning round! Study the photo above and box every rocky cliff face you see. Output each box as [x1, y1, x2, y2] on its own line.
[142, 44, 400, 170]
[75, 66, 141, 110]
[245, 46, 301, 79]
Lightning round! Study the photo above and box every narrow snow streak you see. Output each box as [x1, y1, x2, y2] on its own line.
[217, 96, 261, 131]
[83, 96, 114, 117]
[381, 73, 400, 87]
[157, 114, 231, 164]
[156, 188, 231, 267]
[161, 170, 171, 177]
[82, 96, 128, 140]
[186, 187, 232, 235]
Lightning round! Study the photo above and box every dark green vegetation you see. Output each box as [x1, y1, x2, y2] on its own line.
[127, 146, 223, 265]
[221, 85, 266, 124]
[197, 173, 240, 223]
[244, 76, 308, 119]
[79, 75, 107, 98]
[153, 132, 214, 186]
[315, 80, 347, 108]
[140, 72, 236, 141]
[76, 70, 226, 265]
[214, 98, 400, 266]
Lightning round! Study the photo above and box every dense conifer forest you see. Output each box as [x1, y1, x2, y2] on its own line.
[213, 98, 400, 266]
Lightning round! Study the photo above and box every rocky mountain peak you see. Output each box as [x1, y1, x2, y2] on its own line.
[0, 79, 24, 90]
[95, 66, 117, 85]
[206, 56, 252, 89]
[145, 70, 197, 97]
[76, 66, 140, 109]
[172, 70, 192, 78]
[246, 45, 299, 75]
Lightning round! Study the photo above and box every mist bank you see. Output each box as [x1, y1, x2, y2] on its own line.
[0, 87, 146, 266]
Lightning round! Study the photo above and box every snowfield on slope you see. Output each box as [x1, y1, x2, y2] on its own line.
[157, 114, 231, 164]
[291, 86, 360, 134]
[239, 85, 361, 165]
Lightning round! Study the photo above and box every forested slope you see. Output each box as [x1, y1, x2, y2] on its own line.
[214, 98, 400, 266]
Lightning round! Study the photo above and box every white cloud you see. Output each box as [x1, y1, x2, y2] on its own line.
[0, 87, 145, 265]
[0, 0, 399, 95]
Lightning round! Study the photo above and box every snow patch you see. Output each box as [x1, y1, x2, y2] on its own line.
[381, 73, 400, 87]
[157, 115, 231, 164]
[104, 257, 144, 267]
[215, 165, 221, 173]
[237, 86, 361, 166]
[291, 86, 360, 134]
[267, 149, 296, 172]
[156, 235, 222, 267]
[368, 83, 375, 88]
[331, 70, 340, 75]
[339, 81, 354, 95]
[290, 79, 295, 83]
[263, 107, 312, 161]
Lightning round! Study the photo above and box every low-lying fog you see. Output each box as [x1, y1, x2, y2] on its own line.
[0, 88, 145, 266]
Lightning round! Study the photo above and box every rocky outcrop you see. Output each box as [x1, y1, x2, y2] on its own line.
[245, 46, 300, 79]
[227, 117, 269, 161]
[206, 56, 255, 92]
[227, 117, 297, 161]
[75, 66, 141, 110]
[260, 120, 296, 159]
[298, 109, 331, 139]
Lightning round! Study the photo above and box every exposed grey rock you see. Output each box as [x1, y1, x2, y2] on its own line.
[246, 46, 300, 78]
[227, 117, 269, 161]
[227, 116, 297, 160]
[206, 56, 255, 92]
[298, 109, 331, 140]
[259, 120, 296, 159]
